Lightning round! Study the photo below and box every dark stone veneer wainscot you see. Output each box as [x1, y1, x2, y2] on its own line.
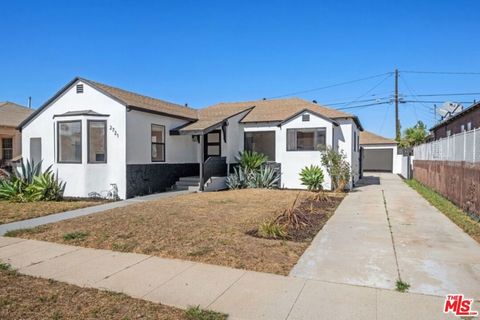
[126, 163, 199, 198]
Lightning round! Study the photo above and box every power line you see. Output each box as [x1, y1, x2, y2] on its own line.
[404, 92, 480, 97]
[326, 97, 388, 106]
[338, 73, 393, 110]
[403, 100, 473, 104]
[400, 70, 480, 75]
[336, 101, 390, 110]
[267, 72, 393, 99]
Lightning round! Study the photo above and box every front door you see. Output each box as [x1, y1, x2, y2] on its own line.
[204, 130, 221, 161]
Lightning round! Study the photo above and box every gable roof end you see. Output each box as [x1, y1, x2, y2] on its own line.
[18, 77, 198, 129]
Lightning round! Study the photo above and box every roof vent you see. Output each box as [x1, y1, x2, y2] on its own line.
[76, 84, 84, 94]
[312, 100, 317, 104]
[302, 114, 310, 122]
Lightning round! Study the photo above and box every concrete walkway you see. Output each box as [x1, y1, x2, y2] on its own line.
[290, 173, 480, 300]
[0, 190, 192, 236]
[0, 237, 454, 320]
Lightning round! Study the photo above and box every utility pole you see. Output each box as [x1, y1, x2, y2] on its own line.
[394, 69, 400, 141]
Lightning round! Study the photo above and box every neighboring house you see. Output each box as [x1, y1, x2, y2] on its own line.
[431, 100, 480, 140]
[0, 102, 33, 169]
[359, 131, 401, 174]
[19, 77, 363, 199]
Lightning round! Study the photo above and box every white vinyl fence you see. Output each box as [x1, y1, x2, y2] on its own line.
[414, 128, 480, 163]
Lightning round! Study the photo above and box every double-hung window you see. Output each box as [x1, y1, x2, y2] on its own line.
[151, 124, 165, 162]
[287, 128, 326, 151]
[88, 120, 107, 163]
[57, 121, 82, 163]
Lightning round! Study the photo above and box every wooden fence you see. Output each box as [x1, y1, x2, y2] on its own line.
[413, 160, 480, 218]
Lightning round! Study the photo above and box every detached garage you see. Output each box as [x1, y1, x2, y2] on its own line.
[360, 131, 400, 173]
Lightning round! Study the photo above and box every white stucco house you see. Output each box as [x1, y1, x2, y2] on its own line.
[19, 77, 363, 199]
[359, 131, 402, 174]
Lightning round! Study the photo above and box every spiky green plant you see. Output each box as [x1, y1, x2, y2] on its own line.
[246, 166, 279, 189]
[235, 151, 267, 173]
[226, 166, 248, 189]
[26, 171, 66, 201]
[299, 165, 324, 191]
[14, 159, 47, 184]
[258, 220, 288, 239]
[0, 178, 28, 202]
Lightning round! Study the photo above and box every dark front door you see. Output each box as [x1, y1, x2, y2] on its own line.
[204, 130, 221, 161]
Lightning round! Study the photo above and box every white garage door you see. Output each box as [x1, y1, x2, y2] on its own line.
[363, 148, 393, 172]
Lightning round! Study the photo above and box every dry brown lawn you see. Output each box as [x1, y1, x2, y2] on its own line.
[0, 267, 186, 319]
[12, 189, 343, 275]
[0, 200, 105, 224]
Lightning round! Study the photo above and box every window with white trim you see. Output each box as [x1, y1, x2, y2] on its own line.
[287, 128, 326, 151]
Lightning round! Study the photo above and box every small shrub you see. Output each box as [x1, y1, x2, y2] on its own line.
[395, 279, 410, 292]
[185, 306, 228, 320]
[235, 150, 267, 173]
[320, 146, 351, 191]
[0, 262, 13, 271]
[63, 231, 89, 241]
[299, 165, 324, 192]
[274, 192, 311, 230]
[258, 220, 288, 239]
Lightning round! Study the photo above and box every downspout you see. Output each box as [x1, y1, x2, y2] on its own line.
[199, 134, 205, 191]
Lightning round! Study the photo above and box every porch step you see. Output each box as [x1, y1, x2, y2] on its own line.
[172, 176, 200, 191]
[178, 176, 200, 183]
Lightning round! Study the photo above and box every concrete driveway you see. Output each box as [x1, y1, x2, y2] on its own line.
[290, 173, 480, 299]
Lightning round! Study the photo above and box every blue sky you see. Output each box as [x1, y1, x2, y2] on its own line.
[1, 0, 479, 138]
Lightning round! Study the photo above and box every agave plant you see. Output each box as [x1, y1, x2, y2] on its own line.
[246, 166, 279, 189]
[26, 171, 66, 201]
[0, 177, 28, 202]
[14, 160, 50, 184]
[235, 151, 267, 173]
[0, 159, 66, 202]
[299, 165, 324, 192]
[226, 166, 248, 189]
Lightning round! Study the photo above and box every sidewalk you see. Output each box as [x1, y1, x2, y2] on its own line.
[0, 190, 191, 236]
[0, 237, 453, 320]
